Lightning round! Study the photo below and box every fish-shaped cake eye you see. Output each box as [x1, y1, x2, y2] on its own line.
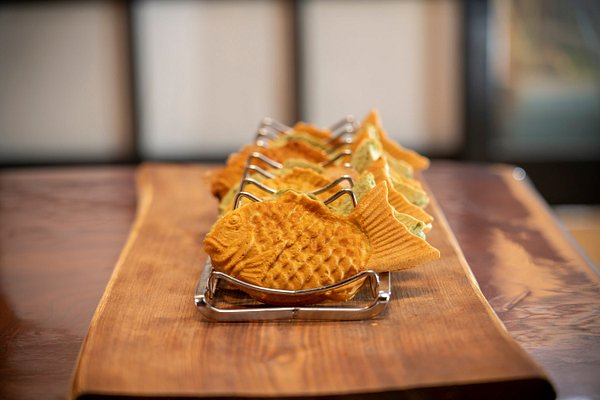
[225, 213, 242, 228]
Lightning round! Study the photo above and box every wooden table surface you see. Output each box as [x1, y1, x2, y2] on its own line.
[0, 162, 598, 400]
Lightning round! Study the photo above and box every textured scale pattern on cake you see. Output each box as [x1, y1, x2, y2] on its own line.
[207, 190, 369, 293]
[204, 182, 440, 304]
[243, 203, 367, 290]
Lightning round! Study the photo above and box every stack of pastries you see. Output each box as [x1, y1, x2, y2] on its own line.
[204, 110, 440, 305]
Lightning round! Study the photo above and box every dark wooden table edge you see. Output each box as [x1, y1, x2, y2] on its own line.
[74, 377, 555, 400]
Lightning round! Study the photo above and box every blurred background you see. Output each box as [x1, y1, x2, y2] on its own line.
[0, 0, 599, 258]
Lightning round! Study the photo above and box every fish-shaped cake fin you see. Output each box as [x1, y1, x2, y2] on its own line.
[359, 110, 430, 170]
[366, 158, 434, 224]
[349, 182, 440, 272]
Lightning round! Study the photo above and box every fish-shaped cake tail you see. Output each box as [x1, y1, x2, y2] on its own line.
[366, 158, 434, 224]
[349, 182, 440, 272]
[361, 109, 430, 171]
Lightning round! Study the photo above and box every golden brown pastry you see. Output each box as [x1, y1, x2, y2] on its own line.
[365, 158, 434, 224]
[204, 182, 440, 305]
[210, 141, 329, 200]
[219, 167, 348, 213]
[353, 110, 430, 171]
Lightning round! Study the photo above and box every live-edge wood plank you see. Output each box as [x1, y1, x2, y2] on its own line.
[71, 163, 555, 399]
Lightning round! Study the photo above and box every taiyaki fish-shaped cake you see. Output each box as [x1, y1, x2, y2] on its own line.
[211, 120, 359, 200]
[204, 182, 440, 305]
[218, 167, 352, 214]
[262, 120, 354, 150]
[290, 122, 336, 142]
[205, 110, 440, 306]
[211, 141, 331, 200]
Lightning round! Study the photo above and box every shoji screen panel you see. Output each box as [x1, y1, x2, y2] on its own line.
[135, 0, 295, 159]
[300, 0, 461, 153]
[0, 2, 132, 163]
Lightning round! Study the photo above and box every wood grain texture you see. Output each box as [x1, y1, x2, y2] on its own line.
[1, 163, 597, 399]
[70, 163, 554, 399]
[0, 167, 136, 400]
[424, 162, 600, 399]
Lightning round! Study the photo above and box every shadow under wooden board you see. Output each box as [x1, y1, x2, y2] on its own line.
[70, 163, 555, 400]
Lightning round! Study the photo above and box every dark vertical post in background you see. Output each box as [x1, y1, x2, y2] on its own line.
[125, 0, 140, 163]
[462, 0, 492, 162]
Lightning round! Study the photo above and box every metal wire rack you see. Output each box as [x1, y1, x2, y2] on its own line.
[196, 115, 391, 321]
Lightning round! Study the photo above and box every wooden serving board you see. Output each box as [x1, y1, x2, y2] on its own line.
[70, 163, 555, 399]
